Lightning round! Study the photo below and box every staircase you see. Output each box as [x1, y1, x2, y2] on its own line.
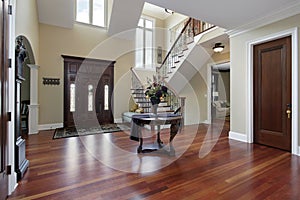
[130, 17, 215, 119]
[130, 68, 178, 114]
[157, 18, 214, 81]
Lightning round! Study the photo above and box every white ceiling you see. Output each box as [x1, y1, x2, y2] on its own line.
[36, 0, 300, 35]
[145, 0, 300, 33]
[143, 2, 173, 20]
[37, 0, 75, 29]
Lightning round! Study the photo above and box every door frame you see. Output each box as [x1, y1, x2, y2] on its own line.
[246, 28, 299, 155]
[207, 60, 230, 124]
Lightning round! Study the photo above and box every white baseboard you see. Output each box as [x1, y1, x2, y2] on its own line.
[297, 146, 300, 156]
[202, 120, 211, 124]
[229, 131, 247, 143]
[114, 118, 123, 123]
[8, 172, 18, 195]
[38, 123, 63, 131]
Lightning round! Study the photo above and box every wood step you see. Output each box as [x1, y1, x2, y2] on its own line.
[131, 88, 144, 91]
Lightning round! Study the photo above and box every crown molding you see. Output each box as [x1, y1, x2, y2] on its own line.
[226, 2, 300, 37]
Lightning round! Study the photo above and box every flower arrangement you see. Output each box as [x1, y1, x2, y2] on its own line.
[145, 75, 168, 105]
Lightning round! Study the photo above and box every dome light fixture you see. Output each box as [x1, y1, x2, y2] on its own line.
[213, 42, 225, 53]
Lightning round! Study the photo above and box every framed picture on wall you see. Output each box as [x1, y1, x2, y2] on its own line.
[157, 46, 162, 64]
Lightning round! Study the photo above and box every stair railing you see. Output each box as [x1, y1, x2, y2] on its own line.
[131, 67, 144, 90]
[157, 17, 193, 79]
[157, 18, 215, 79]
[130, 67, 153, 113]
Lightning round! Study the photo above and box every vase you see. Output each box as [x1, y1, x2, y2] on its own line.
[151, 104, 158, 116]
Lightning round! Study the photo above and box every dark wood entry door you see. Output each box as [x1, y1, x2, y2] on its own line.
[63, 55, 115, 128]
[96, 67, 114, 124]
[0, 0, 9, 199]
[254, 36, 291, 151]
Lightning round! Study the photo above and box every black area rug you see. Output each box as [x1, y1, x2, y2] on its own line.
[53, 124, 130, 139]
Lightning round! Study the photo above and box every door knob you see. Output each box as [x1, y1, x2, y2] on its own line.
[286, 109, 291, 119]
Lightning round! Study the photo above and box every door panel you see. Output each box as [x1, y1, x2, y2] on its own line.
[254, 36, 291, 151]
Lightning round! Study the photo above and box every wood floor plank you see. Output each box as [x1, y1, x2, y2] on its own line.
[8, 121, 300, 200]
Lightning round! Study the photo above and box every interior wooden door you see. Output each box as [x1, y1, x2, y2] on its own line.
[0, 0, 9, 199]
[63, 55, 115, 128]
[253, 36, 291, 151]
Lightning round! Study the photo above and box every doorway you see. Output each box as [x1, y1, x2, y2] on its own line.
[62, 55, 115, 128]
[208, 62, 230, 123]
[253, 36, 291, 151]
[247, 28, 299, 155]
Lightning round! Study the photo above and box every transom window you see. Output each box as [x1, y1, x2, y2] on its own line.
[76, 0, 106, 27]
[135, 17, 154, 69]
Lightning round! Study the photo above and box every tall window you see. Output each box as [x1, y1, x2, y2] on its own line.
[76, 0, 106, 27]
[135, 17, 154, 69]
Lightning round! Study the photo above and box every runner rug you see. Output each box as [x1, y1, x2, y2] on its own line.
[53, 124, 130, 139]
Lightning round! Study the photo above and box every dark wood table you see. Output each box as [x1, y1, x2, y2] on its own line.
[130, 113, 182, 156]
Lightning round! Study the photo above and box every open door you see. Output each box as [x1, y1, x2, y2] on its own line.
[0, 0, 9, 199]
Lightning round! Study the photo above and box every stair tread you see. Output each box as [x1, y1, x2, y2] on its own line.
[132, 92, 145, 94]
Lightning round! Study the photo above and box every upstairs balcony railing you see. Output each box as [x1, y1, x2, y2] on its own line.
[157, 18, 215, 79]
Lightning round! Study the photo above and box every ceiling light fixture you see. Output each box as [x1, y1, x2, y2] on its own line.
[213, 42, 225, 53]
[165, 8, 174, 14]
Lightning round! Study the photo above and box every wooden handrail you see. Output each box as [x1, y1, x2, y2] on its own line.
[158, 17, 192, 70]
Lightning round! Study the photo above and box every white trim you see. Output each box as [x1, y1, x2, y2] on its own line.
[8, 0, 17, 195]
[28, 104, 39, 134]
[297, 147, 300, 156]
[38, 123, 63, 131]
[246, 28, 299, 155]
[226, 2, 300, 37]
[207, 63, 212, 124]
[202, 120, 210, 125]
[229, 131, 248, 143]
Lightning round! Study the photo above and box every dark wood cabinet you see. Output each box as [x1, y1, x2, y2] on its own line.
[62, 55, 115, 128]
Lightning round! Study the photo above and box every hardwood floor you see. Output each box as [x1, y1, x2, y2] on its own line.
[8, 121, 300, 200]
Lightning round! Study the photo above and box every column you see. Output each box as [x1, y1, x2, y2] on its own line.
[27, 64, 39, 134]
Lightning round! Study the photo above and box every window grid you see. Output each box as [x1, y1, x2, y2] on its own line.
[76, 0, 106, 27]
[135, 17, 154, 69]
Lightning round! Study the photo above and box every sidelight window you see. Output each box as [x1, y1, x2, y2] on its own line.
[88, 84, 94, 111]
[104, 85, 109, 110]
[70, 84, 76, 112]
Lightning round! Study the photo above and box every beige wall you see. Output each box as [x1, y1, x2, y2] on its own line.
[38, 13, 167, 125]
[38, 23, 136, 124]
[15, 0, 39, 101]
[230, 14, 300, 140]
[15, 0, 39, 64]
[180, 52, 230, 124]
[218, 71, 230, 102]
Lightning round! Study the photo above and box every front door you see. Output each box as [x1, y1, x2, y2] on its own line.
[0, 0, 9, 199]
[63, 55, 115, 128]
[253, 36, 291, 151]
